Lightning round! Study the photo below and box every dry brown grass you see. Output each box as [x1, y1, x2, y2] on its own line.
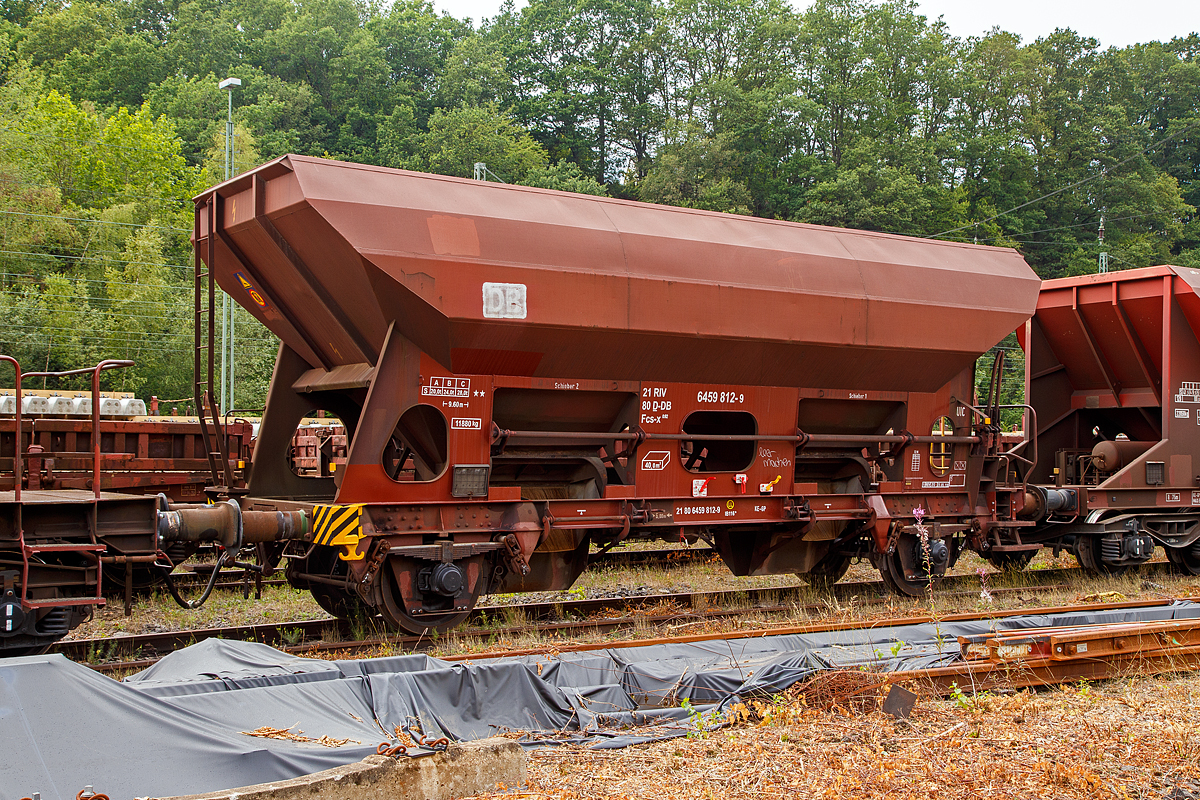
[464, 670, 1200, 799]
[65, 546, 1195, 651]
[289, 568, 1200, 665]
[65, 582, 330, 640]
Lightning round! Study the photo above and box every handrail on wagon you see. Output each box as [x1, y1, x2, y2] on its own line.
[0, 354, 22, 503]
[19, 359, 135, 500]
[997, 403, 1039, 491]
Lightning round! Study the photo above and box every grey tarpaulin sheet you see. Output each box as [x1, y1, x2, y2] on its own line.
[3, 600, 1197, 800]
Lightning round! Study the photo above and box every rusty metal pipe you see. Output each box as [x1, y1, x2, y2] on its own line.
[157, 503, 307, 548]
[804, 434, 980, 445]
[493, 429, 980, 445]
[242, 510, 309, 543]
[996, 403, 1038, 488]
[157, 500, 242, 549]
[288, 570, 354, 589]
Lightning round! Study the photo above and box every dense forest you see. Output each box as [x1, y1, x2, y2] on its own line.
[0, 0, 1197, 407]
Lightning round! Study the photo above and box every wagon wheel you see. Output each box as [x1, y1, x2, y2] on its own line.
[0, 642, 53, 658]
[104, 562, 165, 593]
[1165, 544, 1200, 576]
[1073, 535, 1130, 576]
[310, 583, 371, 620]
[799, 551, 851, 590]
[982, 549, 1037, 572]
[286, 547, 371, 620]
[107, 541, 195, 593]
[0, 603, 70, 657]
[377, 554, 487, 635]
[877, 532, 949, 597]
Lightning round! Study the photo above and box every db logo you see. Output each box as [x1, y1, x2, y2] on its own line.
[235, 272, 270, 310]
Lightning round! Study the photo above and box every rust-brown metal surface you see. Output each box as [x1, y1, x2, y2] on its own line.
[0, 418, 252, 500]
[1023, 265, 1200, 492]
[195, 155, 1040, 393]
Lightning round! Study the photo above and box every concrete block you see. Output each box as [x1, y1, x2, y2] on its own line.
[163, 738, 526, 800]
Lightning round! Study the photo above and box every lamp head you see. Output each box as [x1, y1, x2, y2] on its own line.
[218, 77, 242, 90]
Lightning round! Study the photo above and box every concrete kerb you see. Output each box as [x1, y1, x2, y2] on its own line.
[161, 738, 526, 800]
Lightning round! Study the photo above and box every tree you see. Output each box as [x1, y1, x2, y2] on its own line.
[438, 35, 511, 108]
[497, 0, 664, 183]
[0, 77, 205, 394]
[402, 104, 549, 181]
[637, 124, 751, 213]
[51, 31, 167, 110]
[520, 160, 607, 194]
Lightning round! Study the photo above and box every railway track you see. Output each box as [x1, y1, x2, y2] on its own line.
[63, 562, 1165, 672]
[72, 589, 1200, 687]
[118, 546, 720, 595]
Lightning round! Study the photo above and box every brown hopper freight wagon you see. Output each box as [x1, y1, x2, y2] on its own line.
[190, 155, 1044, 632]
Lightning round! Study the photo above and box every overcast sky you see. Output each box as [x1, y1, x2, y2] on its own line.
[431, 0, 1199, 48]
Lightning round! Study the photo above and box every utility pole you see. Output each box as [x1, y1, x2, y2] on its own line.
[473, 162, 506, 183]
[1098, 215, 1108, 274]
[218, 77, 241, 414]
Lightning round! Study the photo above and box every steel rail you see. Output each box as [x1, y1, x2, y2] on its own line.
[137, 548, 718, 596]
[891, 643, 1200, 695]
[60, 565, 1117, 668]
[78, 592, 1198, 677]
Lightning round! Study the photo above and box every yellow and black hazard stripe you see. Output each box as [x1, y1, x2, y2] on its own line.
[311, 503, 365, 561]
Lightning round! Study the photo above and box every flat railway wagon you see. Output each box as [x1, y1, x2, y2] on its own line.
[193, 155, 1045, 633]
[1018, 266, 1200, 575]
[0, 358, 262, 654]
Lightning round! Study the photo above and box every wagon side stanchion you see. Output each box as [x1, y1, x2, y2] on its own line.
[21, 360, 135, 611]
[194, 194, 234, 498]
[1, 354, 23, 508]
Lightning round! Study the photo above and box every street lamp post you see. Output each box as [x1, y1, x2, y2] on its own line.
[218, 77, 241, 415]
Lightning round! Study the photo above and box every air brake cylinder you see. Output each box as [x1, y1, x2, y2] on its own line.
[1090, 440, 1154, 472]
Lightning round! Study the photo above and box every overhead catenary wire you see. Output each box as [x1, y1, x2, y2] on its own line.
[2, 317, 277, 334]
[1, 328, 276, 356]
[0, 208, 190, 232]
[933, 120, 1200, 239]
[0, 272, 194, 292]
[941, 209, 1186, 244]
[0, 248, 193, 271]
[0, 171, 193, 208]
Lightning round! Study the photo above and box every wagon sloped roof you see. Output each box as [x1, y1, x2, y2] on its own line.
[195, 155, 1040, 392]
